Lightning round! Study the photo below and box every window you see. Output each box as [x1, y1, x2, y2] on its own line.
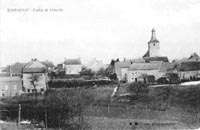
[14, 85, 17, 90]
[27, 89, 30, 93]
[5, 85, 8, 90]
[153, 43, 155, 46]
[41, 88, 44, 92]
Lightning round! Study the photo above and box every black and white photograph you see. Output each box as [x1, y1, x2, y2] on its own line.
[1, 0, 200, 129]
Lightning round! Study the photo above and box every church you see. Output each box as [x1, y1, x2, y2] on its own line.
[114, 28, 169, 82]
[114, 28, 200, 83]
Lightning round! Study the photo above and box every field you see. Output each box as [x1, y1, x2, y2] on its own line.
[1, 83, 200, 130]
[86, 116, 195, 130]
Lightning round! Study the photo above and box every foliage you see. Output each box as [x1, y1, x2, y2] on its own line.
[127, 82, 149, 100]
[147, 75, 155, 84]
[156, 77, 169, 84]
[166, 73, 180, 84]
[1, 88, 94, 129]
[80, 67, 95, 77]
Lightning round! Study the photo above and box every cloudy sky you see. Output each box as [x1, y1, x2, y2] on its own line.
[1, 0, 200, 66]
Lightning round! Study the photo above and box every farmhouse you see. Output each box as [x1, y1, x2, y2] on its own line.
[64, 58, 82, 75]
[22, 59, 48, 93]
[179, 62, 200, 81]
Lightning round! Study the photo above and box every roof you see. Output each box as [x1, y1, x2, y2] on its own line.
[64, 58, 81, 65]
[143, 50, 150, 58]
[159, 62, 180, 72]
[4, 63, 27, 74]
[114, 61, 131, 68]
[148, 28, 159, 43]
[130, 58, 145, 63]
[143, 56, 169, 63]
[128, 63, 161, 71]
[23, 59, 47, 73]
[114, 61, 131, 75]
[188, 53, 200, 62]
[180, 62, 200, 71]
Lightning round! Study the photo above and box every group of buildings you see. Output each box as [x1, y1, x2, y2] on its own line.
[1, 28, 200, 97]
[0, 57, 107, 97]
[113, 29, 200, 83]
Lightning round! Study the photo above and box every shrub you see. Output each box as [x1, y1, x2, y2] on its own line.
[127, 82, 149, 100]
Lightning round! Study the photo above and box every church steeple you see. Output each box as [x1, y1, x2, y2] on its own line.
[149, 28, 159, 43]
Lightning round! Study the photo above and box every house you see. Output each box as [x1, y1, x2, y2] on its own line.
[41, 60, 54, 71]
[127, 63, 162, 83]
[0, 76, 22, 97]
[179, 62, 200, 80]
[83, 58, 107, 72]
[127, 62, 179, 83]
[188, 53, 200, 62]
[114, 61, 132, 81]
[22, 59, 48, 93]
[3, 63, 27, 77]
[64, 58, 82, 75]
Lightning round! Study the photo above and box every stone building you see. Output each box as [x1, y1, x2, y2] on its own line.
[64, 58, 82, 75]
[22, 59, 48, 93]
[0, 76, 22, 97]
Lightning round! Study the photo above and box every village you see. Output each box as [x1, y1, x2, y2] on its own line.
[0, 29, 200, 130]
[0, 28, 200, 97]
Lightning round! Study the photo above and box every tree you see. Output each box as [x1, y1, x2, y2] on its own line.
[147, 75, 155, 84]
[127, 82, 149, 100]
[166, 73, 179, 84]
[79, 67, 95, 77]
[29, 74, 41, 101]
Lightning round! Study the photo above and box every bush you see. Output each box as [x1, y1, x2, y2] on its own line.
[127, 82, 149, 101]
[1, 88, 94, 129]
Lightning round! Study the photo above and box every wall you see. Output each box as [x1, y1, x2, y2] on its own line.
[120, 68, 128, 81]
[23, 73, 47, 93]
[179, 70, 200, 80]
[65, 65, 82, 75]
[127, 69, 163, 83]
[149, 42, 160, 57]
[0, 77, 22, 97]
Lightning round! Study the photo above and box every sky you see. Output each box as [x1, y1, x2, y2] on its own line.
[1, 0, 200, 67]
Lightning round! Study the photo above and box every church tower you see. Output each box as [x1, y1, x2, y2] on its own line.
[148, 28, 160, 57]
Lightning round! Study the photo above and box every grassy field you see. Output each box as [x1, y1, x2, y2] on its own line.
[86, 116, 196, 130]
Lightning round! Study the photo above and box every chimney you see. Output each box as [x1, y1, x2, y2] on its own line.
[123, 58, 126, 62]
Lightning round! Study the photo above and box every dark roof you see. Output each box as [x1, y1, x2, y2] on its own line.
[128, 63, 161, 71]
[23, 68, 47, 73]
[143, 50, 149, 58]
[159, 62, 180, 72]
[64, 59, 81, 65]
[7, 63, 27, 74]
[143, 56, 169, 63]
[148, 28, 159, 43]
[180, 62, 200, 71]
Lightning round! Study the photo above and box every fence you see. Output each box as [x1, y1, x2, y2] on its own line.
[84, 104, 200, 125]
